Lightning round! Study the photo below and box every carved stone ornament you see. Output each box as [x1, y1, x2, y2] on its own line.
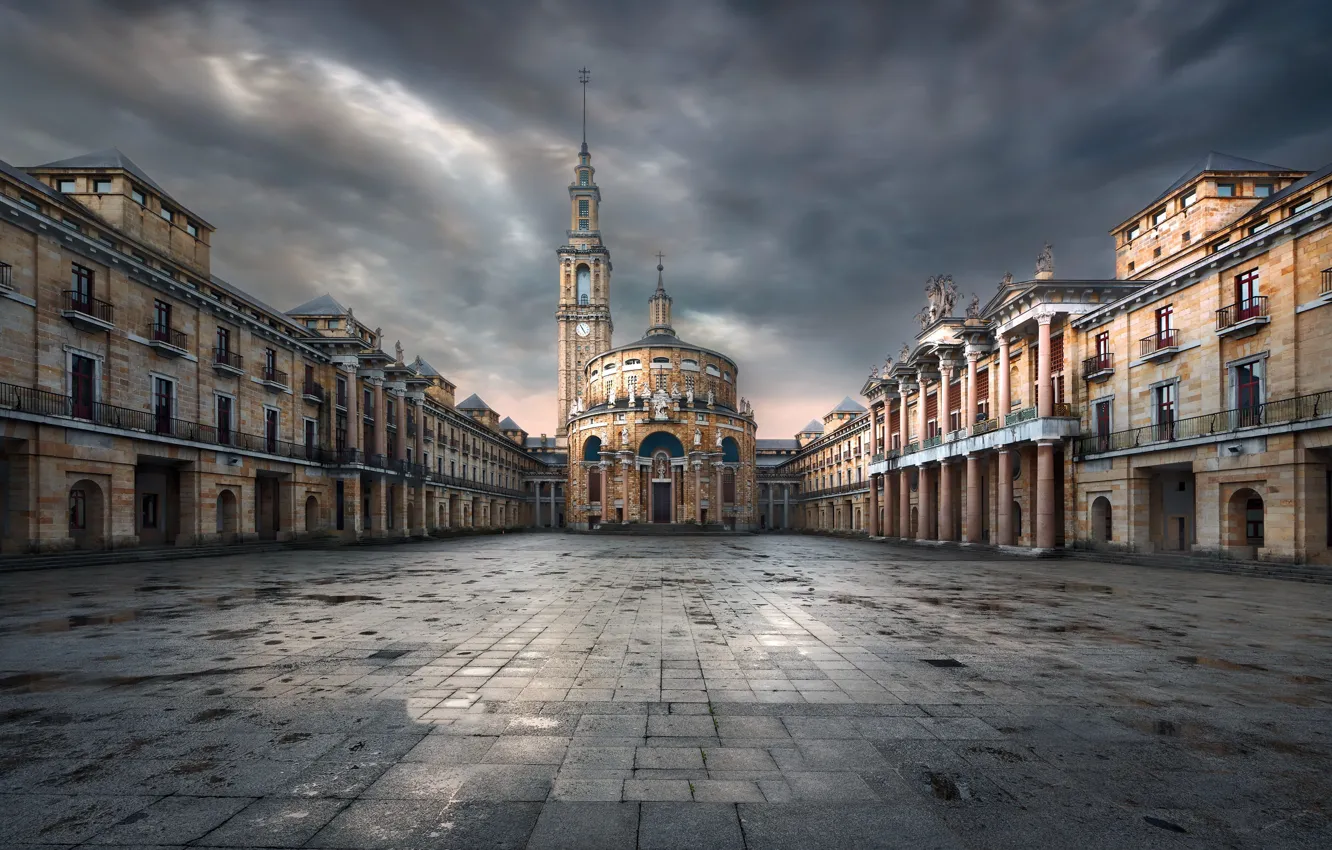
[652, 389, 670, 420]
[715, 430, 723, 447]
[1035, 243, 1053, 275]
[394, 340, 404, 363]
[899, 343, 911, 362]
[620, 426, 629, 446]
[965, 293, 981, 319]
[706, 389, 715, 407]
[1000, 271, 1013, 289]
[694, 429, 701, 446]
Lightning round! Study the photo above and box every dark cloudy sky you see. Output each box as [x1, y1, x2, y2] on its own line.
[3, 0, 1331, 437]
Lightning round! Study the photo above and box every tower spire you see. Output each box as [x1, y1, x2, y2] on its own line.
[578, 67, 590, 153]
[647, 253, 675, 337]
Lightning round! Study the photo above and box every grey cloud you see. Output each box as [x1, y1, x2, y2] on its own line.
[2, 0, 1331, 435]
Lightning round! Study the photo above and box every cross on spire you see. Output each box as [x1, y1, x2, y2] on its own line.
[655, 251, 665, 268]
[578, 67, 591, 148]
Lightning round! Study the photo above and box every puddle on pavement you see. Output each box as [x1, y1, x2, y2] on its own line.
[27, 612, 139, 633]
[302, 594, 383, 604]
[1176, 656, 1267, 672]
[0, 672, 66, 692]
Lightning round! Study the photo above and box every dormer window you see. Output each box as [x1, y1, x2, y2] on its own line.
[1254, 183, 1274, 198]
[93, 179, 112, 194]
[1217, 183, 1235, 198]
[1211, 236, 1230, 253]
[1150, 207, 1166, 227]
[652, 357, 670, 367]
[1181, 189, 1197, 208]
[18, 195, 38, 211]
[1249, 218, 1270, 235]
[131, 187, 146, 205]
[57, 179, 77, 193]
[1291, 196, 1314, 214]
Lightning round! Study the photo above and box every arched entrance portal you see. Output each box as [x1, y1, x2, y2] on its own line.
[638, 431, 685, 524]
[1090, 496, 1111, 543]
[305, 495, 320, 532]
[1227, 488, 1264, 552]
[216, 489, 239, 539]
[68, 479, 105, 550]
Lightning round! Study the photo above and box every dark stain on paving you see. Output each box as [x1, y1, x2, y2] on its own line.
[190, 707, 236, 723]
[302, 594, 382, 604]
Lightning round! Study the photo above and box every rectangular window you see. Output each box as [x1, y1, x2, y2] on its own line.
[153, 299, 171, 338]
[160, 206, 173, 222]
[215, 326, 230, 356]
[264, 347, 276, 373]
[364, 388, 373, 415]
[1249, 218, 1269, 234]
[1125, 224, 1140, 242]
[1095, 331, 1110, 358]
[336, 376, 347, 407]
[18, 195, 38, 210]
[185, 220, 199, 238]
[71, 355, 95, 419]
[1151, 207, 1166, 226]
[1154, 383, 1176, 440]
[1155, 304, 1174, 337]
[131, 186, 146, 205]
[1254, 183, 1274, 197]
[1217, 183, 1235, 197]
[1246, 497, 1264, 543]
[1181, 189, 1197, 208]
[1211, 236, 1230, 253]
[1094, 400, 1112, 451]
[141, 494, 158, 529]
[58, 178, 77, 193]
[1235, 269, 1260, 314]
[265, 408, 279, 453]
[1236, 362, 1262, 426]
[578, 219, 589, 231]
[1182, 230, 1191, 244]
[153, 376, 173, 435]
[305, 419, 317, 458]
[71, 264, 94, 305]
[216, 395, 232, 444]
[578, 199, 589, 217]
[1291, 196, 1314, 214]
[93, 179, 112, 194]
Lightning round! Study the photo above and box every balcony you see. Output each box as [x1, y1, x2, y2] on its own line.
[147, 322, 188, 357]
[1077, 389, 1332, 457]
[61, 291, 115, 331]
[972, 417, 999, 436]
[1139, 329, 1180, 362]
[259, 366, 289, 391]
[424, 428, 435, 443]
[1083, 352, 1114, 382]
[1215, 296, 1269, 338]
[212, 348, 244, 377]
[0, 380, 335, 462]
[1004, 407, 1036, 427]
[1052, 402, 1076, 418]
[302, 380, 325, 404]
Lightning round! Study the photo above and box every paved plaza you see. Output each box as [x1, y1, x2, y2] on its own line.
[0, 534, 1330, 849]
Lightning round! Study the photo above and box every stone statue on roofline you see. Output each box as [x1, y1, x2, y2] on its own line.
[1036, 243, 1053, 276]
[899, 343, 911, 362]
[965, 293, 981, 319]
[883, 355, 894, 376]
[1000, 271, 1013, 289]
[394, 340, 404, 363]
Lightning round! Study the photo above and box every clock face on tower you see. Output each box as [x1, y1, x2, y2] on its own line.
[576, 322, 590, 337]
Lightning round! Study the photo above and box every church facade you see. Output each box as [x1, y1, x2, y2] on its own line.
[553, 139, 758, 529]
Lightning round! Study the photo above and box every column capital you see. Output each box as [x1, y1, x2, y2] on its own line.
[965, 346, 986, 361]
[1034, 308, 1057, 325]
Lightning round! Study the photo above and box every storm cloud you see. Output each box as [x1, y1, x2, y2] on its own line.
[2, 0, 1330, 436]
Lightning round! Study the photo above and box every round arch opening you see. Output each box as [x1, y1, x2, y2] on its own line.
[68, 479, 105, 550]
[1090, 496, 1111, 543]
[305, 495, 320, 532]
[637, 431, 685, 458]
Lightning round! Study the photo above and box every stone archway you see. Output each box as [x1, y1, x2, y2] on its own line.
[1013, 501, 1023, 541]
[305, 495, 320, 532]
[216, 489, 239, 539]
[1227, 488, 1264, 550]
[68, 479, 105, 550]
[910, 506, 919, 538]
[1090, 496, 1111, 543]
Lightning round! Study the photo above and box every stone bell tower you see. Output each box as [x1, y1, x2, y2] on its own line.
[556, 67, 613, 437]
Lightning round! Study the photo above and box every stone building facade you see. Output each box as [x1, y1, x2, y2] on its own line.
[771, 151, 1332, 566]
[0, 149, 550, 554]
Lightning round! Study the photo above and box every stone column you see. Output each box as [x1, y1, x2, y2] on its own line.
[550, 481, 558, 527]
[344, 366, 360, 456]
[884, 471, 898, 537]
[899, 468, 912, 538]
[372, 379, 386, 460]
[870, 402, 881, 455]
[1037, 441, 1056, 549]
[868, 475, 880, 536]
[965, 453, 982, 544]
[917, 375, 929, 443]
[392, 478, 408, 537]
[393, 389, 406, 461]
[997, 450, 1013, 545]
[621, 461, 630, 524]
[767, 485, 774, 531]
[965, 350, 980, 430]
[412, 398, 425, 468]
[939, 460, 955, 541]
[176, 468, 202, 546]
[783, 484, 790, 530]
[370, 477, 387, 537]
[919, 466, 935, 539]
[1037, 313, 1053, 417]
[714, 461, 724, 525]
[695, 461, 703, 523]
[897, 395, 908, 452]
[997, 338, 1011, 421]
[531, 483, 540, 528]
[939, 362, 953, 436]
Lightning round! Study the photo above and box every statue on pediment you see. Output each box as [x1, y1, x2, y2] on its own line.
[1036, 243, 1053, 276]
[965, 293, 981, 319]
[899, 343, 911, 362]
[1000, 271, 1013, 289]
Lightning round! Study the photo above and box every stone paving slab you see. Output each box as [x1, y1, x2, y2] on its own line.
[1, 534, 1331, 847]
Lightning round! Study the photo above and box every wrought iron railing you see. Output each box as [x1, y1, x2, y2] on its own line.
[1052, 402, 1075, 417]
[797, 481, 872, 500]
[923, 434, 943, 448]
[1005, 407, 1036, 426]
[904, 441, 919, 454]
[260, 366, 289, 387]
[1082, 352, 1113, 379]
[1216, 296, 1268, 330]
[302, 380, 325, 401]
[1139, 329, 1179, 357]
[424, 428, 434, 443]
[63, 290, 115, 324]
[0, 261, 11, 289]
[972, 418, 998, 435]
[1077, 389, 1332, 456]
[871, 451, 884, 463]
[213, 348, 243, 370]
[0, 380, 329, 461]
[149, 322, 187, 350]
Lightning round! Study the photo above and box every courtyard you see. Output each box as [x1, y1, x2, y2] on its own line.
[0, 534, 1329, 849]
